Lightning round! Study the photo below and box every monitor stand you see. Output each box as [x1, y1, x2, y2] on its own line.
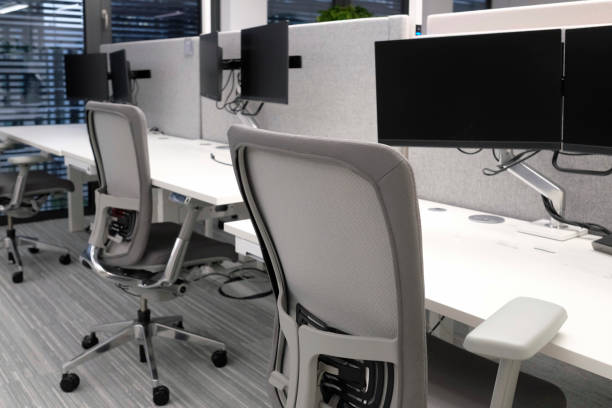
[496, 149, 587, 241]
[237, 111, 259, 129]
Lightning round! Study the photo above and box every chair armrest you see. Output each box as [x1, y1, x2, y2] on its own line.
[464, 297, 567, 361]
[7, 154, 51, 166]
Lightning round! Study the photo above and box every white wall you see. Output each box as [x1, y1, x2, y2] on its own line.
[201, 0, 212, 34]
[221, 0, 267, 31]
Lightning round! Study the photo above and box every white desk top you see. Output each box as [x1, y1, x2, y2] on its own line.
[0, 124, 243, 206]
[225, 200, 612, 380]
[0, 124, 85, 157]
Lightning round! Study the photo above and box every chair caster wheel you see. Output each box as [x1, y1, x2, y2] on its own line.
[60, 373, 80, 393]
[211, 350, 227, 368]
[27, 247, 39, 254]
[153, 385, 170, 406]
[59, 254, 71, 265]
[12, 271, 23, 284]
[81, 333, 99, 349]
[139, 345, 147, 363]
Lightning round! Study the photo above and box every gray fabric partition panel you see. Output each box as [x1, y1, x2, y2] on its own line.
[201, 16, 414, 143]
[101, 37, 201, 139]
[409, 147, 612, 227]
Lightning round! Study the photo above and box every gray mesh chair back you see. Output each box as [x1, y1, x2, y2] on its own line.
[86, 101, 152, 267]
[229, 125, 427, 408]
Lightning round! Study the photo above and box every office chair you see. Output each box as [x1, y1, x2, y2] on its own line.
[60, 102, 237, 406]
[0, 140, 73, 283]
[228, 125, 568, 408]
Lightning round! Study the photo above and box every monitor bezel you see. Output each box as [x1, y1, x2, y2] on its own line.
[240, 22, 290, 105]
[375, 29, 564, 151]
[109, 49, 132, 103]
[64, 53, 109, 102]
[200, 31, 223, 102]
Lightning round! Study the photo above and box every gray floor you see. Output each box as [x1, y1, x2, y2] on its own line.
[0, 218, 610, 407]
[0, 219, 275, 408]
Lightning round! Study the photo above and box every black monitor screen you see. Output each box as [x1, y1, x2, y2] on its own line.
[564, 26, 612, 154]
[110, 50, 132, 103]
[375, 30, 563, 149]
[200, 32, 223, 101]
[241, 22, 289, 104]
[64, 53, 109, 101]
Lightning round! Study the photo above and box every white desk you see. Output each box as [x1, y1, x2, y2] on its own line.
[224, 199, 612, 381]
[0, 124, 85, 157]
[0, 124, 244, 231]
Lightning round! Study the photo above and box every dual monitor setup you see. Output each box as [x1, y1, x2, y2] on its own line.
[64, 50, 151, 103]
[375, 25, 612, 154]
[64, 21, 301, 118]
[199, 22, 302, 111]
[376, 25, 612, 241]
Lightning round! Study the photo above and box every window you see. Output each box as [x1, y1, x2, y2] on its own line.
[454, 0, 489, 12]
[268, 0, 333, 24]
[0, 0, 85, 214]
[352, 0, 403, 16]
[111, 0, 201, 43]
[0, 0, 84, 127]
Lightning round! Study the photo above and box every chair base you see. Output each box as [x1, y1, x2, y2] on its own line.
[60, 299, 227, 406]
[2, 227, 71, 283]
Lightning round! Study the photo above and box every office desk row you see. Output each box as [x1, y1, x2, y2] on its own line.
[2, 124, 612, 385]
[0, 124, 244, 232]
[225, 199, 612, 381]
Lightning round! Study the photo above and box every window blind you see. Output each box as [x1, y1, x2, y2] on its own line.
[111, 0, 200, 43]
[0, 0, 85, 213]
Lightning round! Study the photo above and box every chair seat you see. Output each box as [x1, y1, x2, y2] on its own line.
[0, 171, 74, 197]
[427, 335, 566, 407]
[135, 222, 237, 268]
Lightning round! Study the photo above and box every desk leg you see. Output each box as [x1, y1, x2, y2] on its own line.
[67, 165, 88, 233]
[427, 311, 455, 344]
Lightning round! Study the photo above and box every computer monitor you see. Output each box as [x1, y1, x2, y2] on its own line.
[200, 32, 223, 101]
[375, 29, 563, 149]
[240, 22, 289, 104]
[109, 50, 132, 103]
[64, 53, 109, 101]
[563, 25, 612, 155]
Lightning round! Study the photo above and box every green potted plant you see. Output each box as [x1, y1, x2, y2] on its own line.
[317, 5, 373, 22]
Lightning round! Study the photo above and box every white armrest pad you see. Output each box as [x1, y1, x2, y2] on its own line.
[7, 154, 51, 166]
[464, 297, 567, 361]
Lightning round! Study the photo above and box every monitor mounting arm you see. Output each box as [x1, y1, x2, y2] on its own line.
[497, 149, 565, 219]
[237, 112, 259, 129]
[221, 56, 302, 71]
[496, 149, 586, 240]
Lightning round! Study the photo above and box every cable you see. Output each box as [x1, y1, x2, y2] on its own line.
[210, 153, 232, 166]
[457, 148, 482, 155]
[218, 267, 272, 300]
[216, 70, 237, 111]
[482, 150, 540, 176]
[241, 102, 265, 117]
[214, 70, 264, 117]
[541, 196, 610, 236]
[427, 316, 446, 336]
[557, 151, 591, 156]
[552, 151, 612, 176]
